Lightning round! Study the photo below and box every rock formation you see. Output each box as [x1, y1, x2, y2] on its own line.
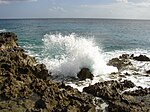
[107, 54, 132, 70]
[83, 80, 150, 112]
[77, 68, 94, 80]
[133, 55, 150, 61]
[1, 32, 149, 112]
[0, 32, 96, 112]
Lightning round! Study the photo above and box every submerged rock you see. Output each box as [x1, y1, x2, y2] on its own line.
[0, 32, 96, 112]
[77, 68, 94, 80]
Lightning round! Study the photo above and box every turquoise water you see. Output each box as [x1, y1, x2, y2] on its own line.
[1, 19, 150, 77]
[1, 19, 150, 51]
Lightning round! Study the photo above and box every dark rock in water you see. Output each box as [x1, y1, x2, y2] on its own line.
[130, 54, 134, 59]
[133, 55, 150, 61]
[83, 80, 150, 112]
[146, 70, 150, 74]
[108, 54, 132, 70]
[77, 68, 94, 80]
[0, 32, 96, 112]
[119, 54, 130, 59]
[124, 72, 131, 76]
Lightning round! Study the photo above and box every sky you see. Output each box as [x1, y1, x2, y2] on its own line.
[0, 0, 150, 19]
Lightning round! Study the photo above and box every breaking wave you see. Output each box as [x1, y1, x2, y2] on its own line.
[41, 33, 117, 77]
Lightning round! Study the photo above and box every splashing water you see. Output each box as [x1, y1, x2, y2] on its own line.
[41, 33, 117, 77]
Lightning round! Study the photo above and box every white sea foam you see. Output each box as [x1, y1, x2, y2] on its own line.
[66, 49, 150, 91]
[41, 33, 117, 77]
[39, 33, 150, 92]
[103, 49, 150, 62]
[102, 49, 150, 88]
[0, 29, 6, 32]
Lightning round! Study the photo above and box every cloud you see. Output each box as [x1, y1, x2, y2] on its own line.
[46, 0, 150, 19]
[116, 0, 150, 7]
[116, 0, 128, 3]
[49, 6, 65, 12]
[49, 6, 66, 12]
[134, 2, 150, 7]
[0, 0, 37, 1]
[0, 1, 8, 4]
[0, 0, 37, 4]
[71, 1, 150, 19]
[129, 0, 150, 3]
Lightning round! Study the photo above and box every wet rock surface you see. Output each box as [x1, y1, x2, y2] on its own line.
[1, 32, 150, 112]
[83, 80, 135, 100]
[0, 32, 96, 112]
[83, 80, 150, 112]
[133, 55, 150, 61]
[77, 68, 94, 80]
[107, 54, 132, 70]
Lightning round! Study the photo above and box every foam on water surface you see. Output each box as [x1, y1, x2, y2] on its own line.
[66, 50, 150, 91]
[0, 29, 6, 32]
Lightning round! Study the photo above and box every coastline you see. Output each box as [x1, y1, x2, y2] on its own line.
[0, 32, 96, 112]
[0, 32, 149, 112]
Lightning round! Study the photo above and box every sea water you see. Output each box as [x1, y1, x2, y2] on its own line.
[0, 18, 150, 91]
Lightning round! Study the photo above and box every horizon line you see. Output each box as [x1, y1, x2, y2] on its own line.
[0, 17, 150, 21]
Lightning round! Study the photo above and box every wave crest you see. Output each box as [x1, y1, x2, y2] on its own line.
[41, 33, 117, 77]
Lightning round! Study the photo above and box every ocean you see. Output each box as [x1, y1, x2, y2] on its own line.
[0, 18, 150, 91]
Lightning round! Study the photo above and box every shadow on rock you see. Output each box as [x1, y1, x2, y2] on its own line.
[83, 80, 150, 112]
[0, 32, 96, 112]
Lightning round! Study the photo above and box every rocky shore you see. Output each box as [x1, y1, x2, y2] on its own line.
[0, 32, 149, 112]
[0, 32, 95, 112]
[83, 80, 150, 112]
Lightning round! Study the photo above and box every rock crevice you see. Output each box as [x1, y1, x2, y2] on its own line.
[0, 32, 96, 112]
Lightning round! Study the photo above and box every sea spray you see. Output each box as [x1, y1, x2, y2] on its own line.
[42, 33, 117, 77]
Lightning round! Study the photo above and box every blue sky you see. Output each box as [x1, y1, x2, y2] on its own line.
[0, 0, 150, 19]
